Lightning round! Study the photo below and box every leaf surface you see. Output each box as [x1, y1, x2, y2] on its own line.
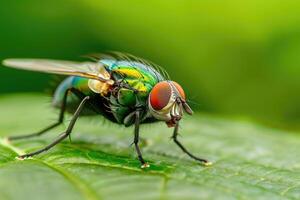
[0, 94, 299, 200]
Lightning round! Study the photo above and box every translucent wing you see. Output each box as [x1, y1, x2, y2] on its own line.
[85, 51, 171, 80]
[2, 59, 111, 82]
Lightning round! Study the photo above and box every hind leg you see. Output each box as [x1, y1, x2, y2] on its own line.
[18, 96, 90, 159]
[7, 88, 82, 141]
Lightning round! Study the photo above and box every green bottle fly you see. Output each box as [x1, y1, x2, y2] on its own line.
[2, 52, 212, 168]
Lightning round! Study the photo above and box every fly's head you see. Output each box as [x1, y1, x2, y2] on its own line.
[148, 81, 193, 127]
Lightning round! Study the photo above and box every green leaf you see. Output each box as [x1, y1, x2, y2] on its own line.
[0, 94, 300, 200]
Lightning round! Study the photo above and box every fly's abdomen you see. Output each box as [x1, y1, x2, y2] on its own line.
[52, 76, 94, 114]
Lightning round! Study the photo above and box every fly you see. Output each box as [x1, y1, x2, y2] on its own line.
[2, 52, 212, 168]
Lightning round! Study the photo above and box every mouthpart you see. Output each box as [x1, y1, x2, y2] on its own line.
[166, 115, 181, 127]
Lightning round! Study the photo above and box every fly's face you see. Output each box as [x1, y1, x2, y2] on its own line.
[148, 81, 193, 127]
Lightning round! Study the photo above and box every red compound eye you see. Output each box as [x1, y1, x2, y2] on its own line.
[150, 81, 172, 110]
[171, 81, 186, 100]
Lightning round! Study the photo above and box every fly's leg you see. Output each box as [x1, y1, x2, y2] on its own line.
[172, 123, 212, 166]
[7, 88, 73, 141]
[7, 88, 97, 141]
[133, 110, 149, 168]
[18, 96, 90, 159]
[7, 122, 61, 141]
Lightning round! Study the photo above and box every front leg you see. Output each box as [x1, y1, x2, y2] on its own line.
[133, 110, 149, 168]
[172, 123, 212, 166]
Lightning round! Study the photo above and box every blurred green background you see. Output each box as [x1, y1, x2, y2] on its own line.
[1, 0, 300, 129]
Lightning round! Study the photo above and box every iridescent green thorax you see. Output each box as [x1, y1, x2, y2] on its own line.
[101, 59, 165, 125]
[102, 59, 164, 88]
